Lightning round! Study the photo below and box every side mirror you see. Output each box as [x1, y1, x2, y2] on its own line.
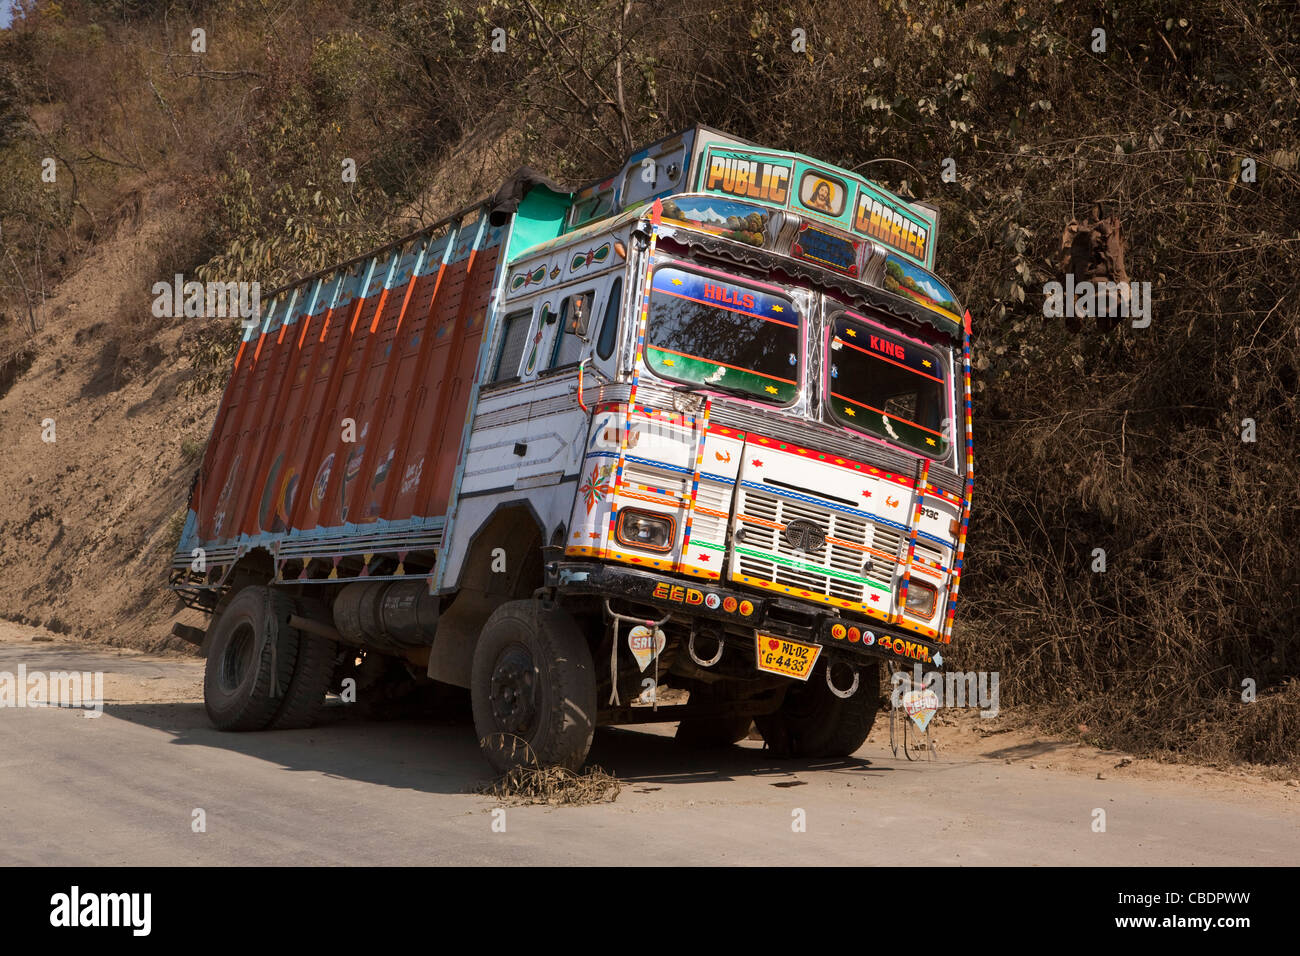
[566, 295, 592, 338]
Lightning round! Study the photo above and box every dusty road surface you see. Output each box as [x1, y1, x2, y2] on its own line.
[1, 622, 1296, 866]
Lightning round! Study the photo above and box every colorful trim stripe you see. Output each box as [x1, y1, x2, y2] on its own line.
[894, 458, 930, 624]
[734, 512, 943, 575]
[831, 329, 944, 384]
[738, 479, 951, 550]
[830, 391, 948, 440]
[734, 546, 892, 593]
[610, 202, 663, 543]
[561, 545, 938, 637]
[941, 309, 976, 642]
[566, 544, 722, 580]
[732, 573, 939, 639]
[647, 345, 797, 387]
[715, 427, 940, 495]
[676, 396, 712, 573]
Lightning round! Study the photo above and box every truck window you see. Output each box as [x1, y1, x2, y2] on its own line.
[491, 308, 532, 382]
[596, 278, 622, 360]
[826, 312, 950, 458]
[548, 289, 594, 370]
[569, 188, 615, 229]
[645, 264, 800, 405]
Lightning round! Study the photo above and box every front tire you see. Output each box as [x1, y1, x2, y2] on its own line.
[203, 585, 300, 731]
[470, 600, 596, 773]
[756, 660, 880, 757]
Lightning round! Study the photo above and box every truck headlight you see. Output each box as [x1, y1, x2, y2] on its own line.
[900, 580, 938, 619]
[616, 509, 675, 552]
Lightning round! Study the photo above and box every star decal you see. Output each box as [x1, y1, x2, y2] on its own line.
[869, 594, 880, 602]
[926, 437, 936, 446]
[844, 406, 856, 417]
[752, 459, 763, 467]
[698, 554, 710, 562]
[663, 358, 675, 366]
[862, 490, 873, 498]
[771, 304, 783, 312]
[671, 278, 682, 285]
[922, 359, 932, 368]
[845, 328, 857, 337]
[764, 385, 778, 394]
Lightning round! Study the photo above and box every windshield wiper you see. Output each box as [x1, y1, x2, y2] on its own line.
[673, 381, 775, 403]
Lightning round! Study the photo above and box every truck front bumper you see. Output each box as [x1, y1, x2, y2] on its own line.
[545, 559, 947, 670]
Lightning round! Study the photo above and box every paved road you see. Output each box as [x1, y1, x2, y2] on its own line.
[1, 637, 1295, 866]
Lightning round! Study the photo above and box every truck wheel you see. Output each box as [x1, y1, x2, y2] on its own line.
[471, 600, 596, 773]
[755, 661, 880, 758]
[268, 599, 337, 730]
[204, 586, 300, 731]
[675, 715, 753, 749]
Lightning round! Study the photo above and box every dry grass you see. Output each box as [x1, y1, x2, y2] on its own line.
[479, 764, 623, 807]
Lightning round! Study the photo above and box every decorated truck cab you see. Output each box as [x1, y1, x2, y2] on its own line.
[170, 126, 974, 772]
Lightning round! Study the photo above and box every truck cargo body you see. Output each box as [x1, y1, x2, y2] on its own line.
[171, 126, 975, 770]
[180, 208, 502, 570]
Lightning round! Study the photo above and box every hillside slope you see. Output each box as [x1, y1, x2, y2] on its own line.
[0, 184, 216, 649]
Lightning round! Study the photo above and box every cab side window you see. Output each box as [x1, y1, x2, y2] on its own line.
[490, 308, 532, 382]
[596, 278, 622, 361]
[548, 289, 595, 370]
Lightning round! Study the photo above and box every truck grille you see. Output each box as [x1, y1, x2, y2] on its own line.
[733, 486, 901, 608]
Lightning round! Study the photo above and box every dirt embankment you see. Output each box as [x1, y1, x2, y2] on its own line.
[0, 186, 215, 654]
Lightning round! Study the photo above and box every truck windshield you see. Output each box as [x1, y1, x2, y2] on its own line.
[826, 311, 951, 459]
[645, 264, 800, 404]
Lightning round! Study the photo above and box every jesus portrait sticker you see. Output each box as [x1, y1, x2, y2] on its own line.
[798, 171, 847, 217]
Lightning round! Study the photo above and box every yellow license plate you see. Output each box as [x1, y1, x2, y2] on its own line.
[754, 633, 822, 681]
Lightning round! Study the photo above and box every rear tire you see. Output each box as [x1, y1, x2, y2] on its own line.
[756, 660, 880, 757]
[268, 598, 337, 730]
[203, 586, 300, 732]
[471, 599, 596, 773]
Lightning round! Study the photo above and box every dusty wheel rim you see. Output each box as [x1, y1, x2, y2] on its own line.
[219, 623, 256, 693]
[489, 642, 538, 737]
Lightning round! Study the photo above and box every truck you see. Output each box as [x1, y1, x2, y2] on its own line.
[169, 125, 975, 772]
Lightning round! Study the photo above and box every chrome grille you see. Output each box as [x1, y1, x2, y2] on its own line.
[733, 486, 901, 607]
